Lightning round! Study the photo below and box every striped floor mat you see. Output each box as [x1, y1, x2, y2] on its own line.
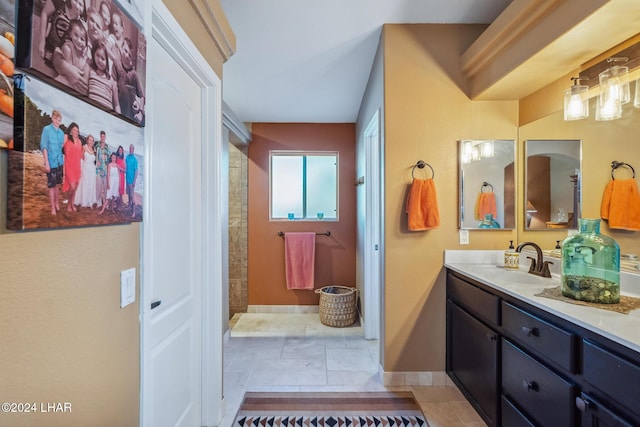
[233, 392, 428, 427]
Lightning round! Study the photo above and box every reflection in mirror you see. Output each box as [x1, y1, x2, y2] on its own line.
[525, 140, 581, 230]
[459, 140, 515, 229]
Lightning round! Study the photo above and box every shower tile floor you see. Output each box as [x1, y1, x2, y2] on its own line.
[222, 313, 487, 427]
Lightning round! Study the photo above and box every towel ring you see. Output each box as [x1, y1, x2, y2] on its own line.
[411, 160, 435, 179]
[611, 161, 635, 179]
[481, 181, 494, 192]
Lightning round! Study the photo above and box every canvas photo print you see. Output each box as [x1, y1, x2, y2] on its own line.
[8, 74, 143, 230]
[16, 0, 146, 127]
[113, 0, 143, 28]
[0, 0, 15, 148]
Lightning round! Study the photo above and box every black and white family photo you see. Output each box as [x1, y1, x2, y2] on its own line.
[17, 0, 146, 126]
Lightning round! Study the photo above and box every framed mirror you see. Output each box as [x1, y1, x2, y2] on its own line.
[459, 139, 516, 229]
[525, 140, 581, 230]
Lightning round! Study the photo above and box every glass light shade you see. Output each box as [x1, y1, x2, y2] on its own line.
[462, 141, 473, 164]
[596, 94, 622, 121]
[471, 145, 481, 161]
[563, 83, 589, 120]
[481, 140, 494, 158]
[599, 65, 630, 106]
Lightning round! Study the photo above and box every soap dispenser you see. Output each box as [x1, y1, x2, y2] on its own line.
[504, 240, 519, 270]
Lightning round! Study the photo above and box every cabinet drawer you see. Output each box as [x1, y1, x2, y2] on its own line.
[501, 395, 535, 427]
[583, 340, 640, 417]
[576, 393, 634, 427]
[502, 301, 577, 373]
[502, 339, 577, 427]
[447, 273, 499, 326]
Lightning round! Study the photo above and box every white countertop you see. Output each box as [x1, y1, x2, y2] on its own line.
[444, 250, 640, 355]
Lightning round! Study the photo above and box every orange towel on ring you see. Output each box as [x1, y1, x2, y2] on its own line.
[406, 178, 440, 231]
[600, 179, 640, 230]
[475, 192, 497, 220]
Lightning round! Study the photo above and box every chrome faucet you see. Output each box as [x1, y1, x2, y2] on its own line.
[516, 241, 553, 278]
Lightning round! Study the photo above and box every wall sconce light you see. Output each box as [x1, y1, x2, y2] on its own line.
[565, 38, 640, 121]
[462, 140, 494, 164]
[564, 77, 589, 120]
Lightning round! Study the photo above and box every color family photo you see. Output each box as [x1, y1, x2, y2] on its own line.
[17, 0, 146, 126]
[0, 0, 15, 148]
[8, 75, 144, 230]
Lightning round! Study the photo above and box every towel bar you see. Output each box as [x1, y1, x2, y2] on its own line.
[278, 231, 331, 237]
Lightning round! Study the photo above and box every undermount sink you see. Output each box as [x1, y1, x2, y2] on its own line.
[462, 264, 558, 287]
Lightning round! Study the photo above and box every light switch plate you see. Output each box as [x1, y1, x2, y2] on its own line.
[459, 229, 470, 245]
[120, 268, 136, 308]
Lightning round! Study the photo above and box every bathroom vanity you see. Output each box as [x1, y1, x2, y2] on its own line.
[444, 251, 640, 427]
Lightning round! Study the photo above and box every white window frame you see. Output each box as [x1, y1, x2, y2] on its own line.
[269, 150, 339, 221]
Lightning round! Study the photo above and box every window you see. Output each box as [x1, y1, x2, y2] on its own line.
[270, 151, 338, 220]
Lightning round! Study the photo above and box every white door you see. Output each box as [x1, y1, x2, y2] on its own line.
[141, 32, 203, 427]
[363, 110, 381, 341]
[142, 4, 225, 426]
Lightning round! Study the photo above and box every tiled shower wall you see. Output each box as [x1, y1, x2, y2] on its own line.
[228, 142, 248, 318]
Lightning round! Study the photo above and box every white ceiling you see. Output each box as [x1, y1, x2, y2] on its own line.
[219, 0, 512, 123]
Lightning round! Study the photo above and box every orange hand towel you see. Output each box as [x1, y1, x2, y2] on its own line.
[475, 192, 497, 220]
[284, 232, 316, 290]
[600, 179, 640, 231]
[406, 178, 440, 231]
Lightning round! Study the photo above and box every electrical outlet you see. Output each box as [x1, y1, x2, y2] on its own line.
[459, 229, 470, 245]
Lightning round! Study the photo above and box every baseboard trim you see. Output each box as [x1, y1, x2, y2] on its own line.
[247, 305, 319, 314]
[379, 368, 454, 387]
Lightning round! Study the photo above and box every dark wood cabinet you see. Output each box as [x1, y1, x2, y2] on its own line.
[576, 393, 635, 427]
[447, 301, 499, 426]
[446, 270, 640, 427]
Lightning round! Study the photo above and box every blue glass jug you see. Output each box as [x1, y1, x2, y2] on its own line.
[561, 219, 620, 304]
[478, 213, 500, 229]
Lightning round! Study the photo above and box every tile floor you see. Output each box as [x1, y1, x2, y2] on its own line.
[221, 313, 487, 427]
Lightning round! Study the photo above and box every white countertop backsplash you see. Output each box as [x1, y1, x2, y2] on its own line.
[444, 250, 640, 354]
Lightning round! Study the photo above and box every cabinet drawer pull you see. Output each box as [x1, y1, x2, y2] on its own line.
[521, 326, 539, 337]
[486, 332, 497, 342]
[575, 397, 593, 412]
[522, 379, 538, 392]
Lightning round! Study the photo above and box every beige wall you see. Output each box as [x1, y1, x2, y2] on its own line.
[0, 189, 141, 427]
[381, 24, 518, 372]
[519, 100, 640, 254]
[162, 0, 235, 77]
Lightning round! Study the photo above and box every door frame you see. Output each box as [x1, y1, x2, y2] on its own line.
[141, 2, 225, 426]
[363, 109, 382, 340]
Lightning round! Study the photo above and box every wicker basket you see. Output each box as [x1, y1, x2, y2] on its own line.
[315, 286, 357, 327]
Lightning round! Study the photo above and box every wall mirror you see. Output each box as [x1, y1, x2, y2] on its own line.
[459, 139, 516, 229]
[525, 140, 581, 230]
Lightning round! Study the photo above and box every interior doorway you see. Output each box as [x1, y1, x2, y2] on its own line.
[363, 110, 382, 341]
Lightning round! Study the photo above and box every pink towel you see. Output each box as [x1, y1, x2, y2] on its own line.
[284, 232, 316, 290]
